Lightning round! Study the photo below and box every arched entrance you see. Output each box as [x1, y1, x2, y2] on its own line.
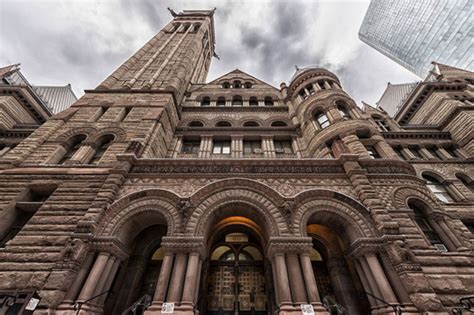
[202, 217, 271, 315]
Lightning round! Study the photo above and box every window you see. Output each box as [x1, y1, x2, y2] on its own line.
[232, 96, 243, 106]
[243, 140, 262, 155]
[366, 146, 380, 159]
[233, 81, 242, 88]
[409, 146, 423, 159]
[393, 146, 405, 159]
[299, 89, 308, 100]
[409, 201, 447, 251]
[249, 97, 258, 106]
[315, 112, 330, 129]
[271, 121, 288, 127]
[336, 101, 350, 119]
[306, 84, 315, 95]
[456, 174, 474, 193]
[444, 146, 458, 158]
[94, 106, 108, 122]
[464, 222, 474, 235]
[201, 97, 211, 106]
[89, 135, 114, 165]
[319, 80, 326, 90]
[373, 117, 391, 131]
[243, 121, 259, 127]
[216, 121, 231, 127]
[244, 82, 253, 89]
[121, 107, 132, 122]
[423, 174, 454, 203]
[58, 135, 87, 164]
[274, 140, 293, 154]
[188, 121, 204, 127]
[182, 140, 201, 154]
[222, 82, 230, 89]
[426, 146, 440, 159]
[264, 97, 274, 106]
[1, 185, 56, 247]
[213, 140, 231, 155]
[216, 97, 226, 106]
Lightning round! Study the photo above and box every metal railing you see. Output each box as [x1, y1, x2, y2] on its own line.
[121, 294, 151, 315]
[360, 292, 402, 315]
[73, 290, 113, 315]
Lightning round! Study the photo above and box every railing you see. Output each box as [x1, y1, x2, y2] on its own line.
[360, 292, 402, 315]
[121, 294, 151, 315]
[322, 295, 345, 314]
[73, 290, 113, 315]
[452, 296, 474, 314]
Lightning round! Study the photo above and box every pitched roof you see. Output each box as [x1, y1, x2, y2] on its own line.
[33, 85, 77, 114]
[376, 82, 419, 117]
[207, 69, 279, 90]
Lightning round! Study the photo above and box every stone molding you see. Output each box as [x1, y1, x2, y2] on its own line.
[266, 236, 313, 256]
[161, 236, 206, 256]
[392, 186, 441, 210]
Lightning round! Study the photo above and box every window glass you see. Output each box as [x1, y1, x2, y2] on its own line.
[243, 140, 262, 155]
[366, 146, 380, 159]
[274, 140, 293, 154]
[316, 113, 330, 129]
[182, 140, 201, 154]
[213, 141, 231, 154]
[423, 175, 454, 203]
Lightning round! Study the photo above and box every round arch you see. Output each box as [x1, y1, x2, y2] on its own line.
[392, 186, 441, 210]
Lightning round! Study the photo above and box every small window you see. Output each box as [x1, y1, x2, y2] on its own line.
[456, 174, 474, 193]
[58, 135, 87, 164]
[264, 97, 274, 106]
[249, 97, 258, 106]
[232, 96, 243, 106]
[216, 121, 231, 127]
[299, 89, 308, 100]
[409, 201, 447, 251]
[213, 140, 231, 155]
[271, 121, 287, 127]
[244, 82, 253, 89]
[201, 97, 211, 106]
[188, 121, 204, 127]
[182, 140, 201, 154]
[233, 81, 242, 89]
[366, 146, 380, 159]
[216, 97, 226, 106]
[89, 135, 114, 165]
[409, 146, 423, 159]
[423, 174, 454, 203]
[336, 101, 350, 119]
[222, 82, 230, 89]
[444, 146, 458, 158]
[393, 146, 405, 159]
[306, 84, 315, 95]
[426, 146, 440, 159]
[274, 140, 293, 154]
[319, 80, 327, 90]
[243, 121, 259, 127]
[243, 140, 262, 155]
[315, 112, 330, 129]
[373, 117, 391, 132]
[464, 222, 474, 235]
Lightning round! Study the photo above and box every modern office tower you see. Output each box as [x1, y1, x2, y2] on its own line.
[0, 9, 473, 315]
[359, 0, 473, 78]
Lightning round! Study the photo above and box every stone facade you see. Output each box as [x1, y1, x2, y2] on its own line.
[0, 9, 473, 315]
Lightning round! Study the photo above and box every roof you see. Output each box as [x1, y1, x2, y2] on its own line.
[33, 85, 77, 114]
[376, 82, 419, 117]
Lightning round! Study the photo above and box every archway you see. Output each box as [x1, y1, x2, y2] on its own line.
[199, 213, 274, 315]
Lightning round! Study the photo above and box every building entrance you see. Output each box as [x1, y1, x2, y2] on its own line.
[205, 232, 267, 315]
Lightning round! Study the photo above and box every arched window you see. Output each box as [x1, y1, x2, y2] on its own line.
[318, 80, 327, 90]
[315, 111, 330, 129]
[306, 84, 315, 95]
[264, 97, 274, 106]
[456, 174, 474, 193]
[244, 82, 253, 88]
[232, 96, 243, 106]
[222, 82, 230, 89]
[336, 101, 350, 119]
[58, 134, 87, 164]
[271, 121, 288, 127]
[216, 97, 226, 106]
[243, 121, 259, 127]
[89, 135, 115, 165]
[249, 97, 258, 106]
[299, 89, 308, 100]
[366, 146, 381, 159]
[188, 121, 204, 127]
[201, 96, 210, 106]
[422, 174, 454, 203]
[216, 121, 232, 127]
[233, 80, 242, 88]
[373, 116, 391, 131]
[408, 200, 448, 252]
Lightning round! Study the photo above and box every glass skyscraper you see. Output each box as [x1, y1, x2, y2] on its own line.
[359, 0, 473, 78]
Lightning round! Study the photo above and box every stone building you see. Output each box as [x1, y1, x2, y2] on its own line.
[0, 9, 473, 315]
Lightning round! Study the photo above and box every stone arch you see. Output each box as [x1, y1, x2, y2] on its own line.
[209, 117, 235, 127]
[90, 127, 127, 142]
[263, 116, 292, 127]
[180, 117, 210, 127]
[417, 168, 450, 181]
[187, 178, 289, 238]
[294, 191, 377, 242]
[302, 90, 350, 119]
[96, 189, 181, 245]
[238, 116, 265, 127]
[51, 126, 97, 142]
[392, 186, 441, 211]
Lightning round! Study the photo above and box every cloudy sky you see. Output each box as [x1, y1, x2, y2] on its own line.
[0, 0, 420, 106]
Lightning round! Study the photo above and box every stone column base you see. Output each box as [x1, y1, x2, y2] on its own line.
[54, 302, 103, 315]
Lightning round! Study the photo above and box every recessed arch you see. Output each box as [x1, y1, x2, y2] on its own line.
[215, 120, 232, 127]
[271, 121, 288, 127]
[188, 121, 204, 127]
[243, 121, 260, 127]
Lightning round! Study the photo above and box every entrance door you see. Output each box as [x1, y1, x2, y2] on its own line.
[206, 234, 266, 315]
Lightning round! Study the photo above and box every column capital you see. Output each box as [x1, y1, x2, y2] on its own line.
[266, 236, 313, 257]
[161, 236, 205, 257]
[344, 237, 383, 258]
[92, 236, 130, 261]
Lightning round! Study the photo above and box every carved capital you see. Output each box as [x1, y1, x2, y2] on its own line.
[266, 237, 313, 256]
[161, 236, 205, 257]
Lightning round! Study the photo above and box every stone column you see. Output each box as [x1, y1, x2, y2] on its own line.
[353, 259, 377, 308]
[152, 253, 174, 304]
[172, 136, 183, 157]
[63, 253, 96, 303]
[291, 137, 301, 158]
[327, 257, 361, 315]
[92, 256, 117, 300]
[437, 219, 466, 250]
[193, 258, 203, 304]
[199, 136, 212, 158]
[358, 256, 383, 306]
[426, 217, 457, 251]
[299, 253, 322, 305]
[70, 144, 95, 164]
[98, 257, 121, 305]
[166, 253, 188, 302]
[181, 252, 201, 306]
[273, 253, 292, 306]
[365, 254, 398, 304]
[77, 252, 110, 302]
[232, 135, 243, 158]
[286, 254, 308, 304]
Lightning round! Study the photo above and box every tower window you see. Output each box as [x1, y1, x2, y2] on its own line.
[217, 97, 226, 106]
[264, 97, 274, 106]
[243, 121, 259, 127]
[318, 80, 326, 90]
[58, 135, 87, 164]
[366, 146, 380, 159]
[408, 146, 423, 159]
[216, 121, 232, 127]
[335, 100, 350, 119]
[306, 84, 315, 95]
[274, 140, 293, 154]
[213, 140, 231, 155]
[89, 135, 114, 165]
[201, 97, 211, 106]
[315, 112, 330, 129]
[243, 140, 262, 155]
[443, 146, 458, 158]
[188, 121, 204, 127]
[182, 139, 201, 154]
[233, 81, 242, 89]
[410, 201, 447, 251]
[426, 146, 440, 159]
[249, 97, 258, 106]
[422, 174, 454, 203]
[299, 89, 308, 100]
[232, 96, 243, 106]
[222, 82, 230, 89]
[244, 82, 253, 89]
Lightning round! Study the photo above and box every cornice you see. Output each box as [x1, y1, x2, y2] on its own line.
[382, 131, 451, 140]
[181, 106, 289, 112]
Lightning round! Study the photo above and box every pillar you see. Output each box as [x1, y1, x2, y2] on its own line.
[273, 253, 292, 306]
[353, 259, 377, 308]
[166, 253, 188, 302]
[181, 253, 200, 305]
[77, 252, 110, 302]
[98, 257, 121, 305]
[327, 257, 361, 315]
[365, 254, 398, 304]
[300, 253, 322, 305]
[63, 253, 96, 303]
[437, 219, 466, 250]
[152, 253, 174, 304]
[286, 254, 308, 304]
[358, 256, 383, 307]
